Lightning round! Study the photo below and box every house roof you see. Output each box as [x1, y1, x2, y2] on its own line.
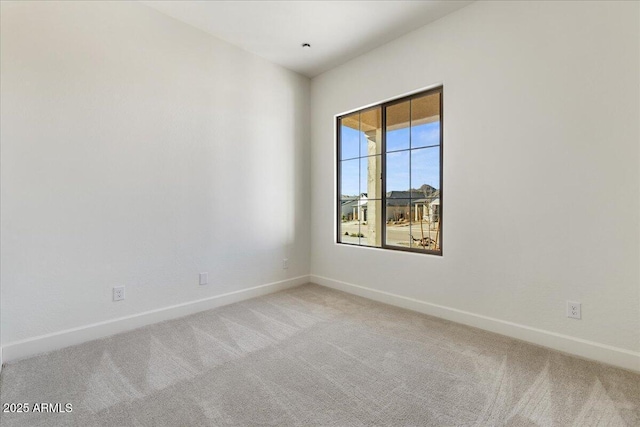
[341, 193, 367, 209]
[386, 190, 430, 199]
[342, 191, 439, 208]
[341, 199, 359, 208]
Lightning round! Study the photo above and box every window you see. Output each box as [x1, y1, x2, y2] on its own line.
[337, 87, 442, 255]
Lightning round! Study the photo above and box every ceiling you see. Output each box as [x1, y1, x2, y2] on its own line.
[142, 1, 473, 77]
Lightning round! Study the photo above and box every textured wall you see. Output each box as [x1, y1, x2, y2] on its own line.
[310, 1, 640, 353]
[0, 1, 310, 344]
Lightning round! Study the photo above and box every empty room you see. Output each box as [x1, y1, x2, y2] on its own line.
[1, 1, 639, 425]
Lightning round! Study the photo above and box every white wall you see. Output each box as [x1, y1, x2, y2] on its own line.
[1, 1, 310, 351]
[310, 1, 640, 368]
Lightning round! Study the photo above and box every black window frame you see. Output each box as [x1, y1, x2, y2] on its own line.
[336, 86, 443, 256]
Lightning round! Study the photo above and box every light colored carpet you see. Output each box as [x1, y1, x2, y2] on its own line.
[0, 284, 638, 426]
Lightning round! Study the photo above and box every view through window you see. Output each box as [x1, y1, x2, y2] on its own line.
[337, 87, 442, 255]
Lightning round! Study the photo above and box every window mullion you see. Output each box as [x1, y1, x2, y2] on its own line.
[381, 104, 387, 248]
[408, 98, 412, 249]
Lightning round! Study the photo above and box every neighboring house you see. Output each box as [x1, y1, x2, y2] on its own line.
[385, 189, 439, 222]
[412, 192, 440, 222]
[340, 194, 366, 220]
[342, 190, 440, 222]
[428, 198, 440, 222]
[386, 197, 411, 221]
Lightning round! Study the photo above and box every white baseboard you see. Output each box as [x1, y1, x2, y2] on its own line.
[310, 274, 640, 373]
[2, 275, 310, 364]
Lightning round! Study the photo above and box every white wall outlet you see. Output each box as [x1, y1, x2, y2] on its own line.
[113, 286, 125, 301]
[567, 301, 581, 319]
[199, 272, 208, 285]
[282, 258, 289, 269]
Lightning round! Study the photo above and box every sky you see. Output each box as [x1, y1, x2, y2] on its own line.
[340, 122, 440, 197]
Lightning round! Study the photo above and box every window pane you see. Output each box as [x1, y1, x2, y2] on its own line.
[339, 198, 359, 221]
[385, 199, 411, 248]
[360, 107, 382, 156]
[411, 121, 440, 149]
[360, 155, 381, 199]
[410, 201, 439, 251]
[411, 92, 440, 149]
[386, 101, 410, 152]
[386, 151, 410, 197]
[340, 113, 360, 160]
[360, 199, 382, 247]
[411, 146, 440, 192]
[340, 159, 359, 198]
[338, 203, 360, 244]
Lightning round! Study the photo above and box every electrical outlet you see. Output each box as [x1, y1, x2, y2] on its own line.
[113, 286, 125, 301]
[567, 301, 581, 319]
[199, 272, 208, 286]
[282, 258, 289, 269]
